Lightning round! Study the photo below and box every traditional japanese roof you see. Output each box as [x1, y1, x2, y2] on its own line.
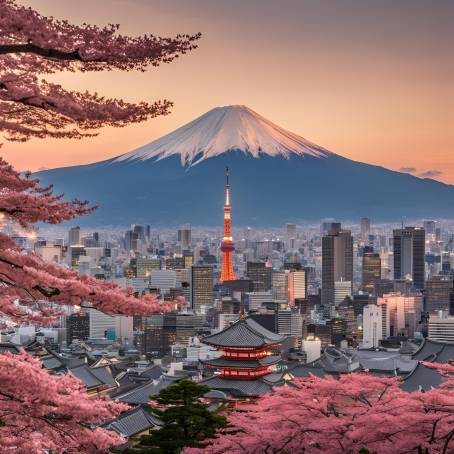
[103, 405, 162, 438]
[41, 354, 65, 371]
[203, 318, 285, 348]
[287, 364, 327, 379]
[113, 375, 181, 404]
[201, 355, 281, 369]
[0, 342, 20, 354]
[201, 375, 274, 397]
[69, 364, 117, 390]
[412, 339, 454, 363]
[401, 362, 447, 392]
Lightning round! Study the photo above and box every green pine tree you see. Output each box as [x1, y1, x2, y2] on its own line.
[136, 379, 227, 454]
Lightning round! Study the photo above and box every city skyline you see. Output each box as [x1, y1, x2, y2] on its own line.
[2, 0, 453, 183]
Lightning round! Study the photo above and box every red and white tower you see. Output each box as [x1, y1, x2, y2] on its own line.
[220, 167, 236, 283]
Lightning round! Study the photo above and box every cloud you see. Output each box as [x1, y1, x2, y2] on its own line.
[38, 166, 49, 171]
[419, 170, 443, 179]
[399, 167, 417, 174]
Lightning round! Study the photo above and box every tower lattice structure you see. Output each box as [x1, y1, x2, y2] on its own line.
[220, 167, 236, 283]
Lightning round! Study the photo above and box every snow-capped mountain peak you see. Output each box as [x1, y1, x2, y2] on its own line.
[114, 105, 333, 166]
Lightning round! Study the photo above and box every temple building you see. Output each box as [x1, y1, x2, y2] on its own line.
[200, 315, 286, 398]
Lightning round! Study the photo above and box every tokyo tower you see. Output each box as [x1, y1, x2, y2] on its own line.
[220, 166, 236, 283]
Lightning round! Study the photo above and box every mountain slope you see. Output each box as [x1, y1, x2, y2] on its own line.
[35, 106, 454, 226]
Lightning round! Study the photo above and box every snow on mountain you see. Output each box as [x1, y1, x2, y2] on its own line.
[113, 105, 333, 166]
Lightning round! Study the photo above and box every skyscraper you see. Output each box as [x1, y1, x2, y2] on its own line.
[178, 226, 192, 249]
[191, 265, 213, 313]
[362, 247, 381, 294]
[425, 276, 454, 314]
[220, 167, 236, 282]
[322, 225, 353, 310]
[360, 217, 371, 240]
[393, 227, 425, 290]
[246, 261, 272, 292]
[68, 226, 81, 246]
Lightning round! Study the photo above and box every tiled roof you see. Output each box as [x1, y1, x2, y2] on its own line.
[401, 363, 447, 392]
[412, 339, 445, 361]
[69, 364, 117, 390]
[113, 375, 181, 404]
[103, 406, 162, 437]
[201, 375, 273, 397]
[0, 343, 20, 354]
[41, 355, 65, 370]
[201, 355, 281, 369]
[203, 318, 285, 348]
[288, 364, 326, 378]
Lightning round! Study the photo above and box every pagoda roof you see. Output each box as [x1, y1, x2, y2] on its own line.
[201, 375, 274, 397]
[203, 318, 285, 348]
[201, 355, 281, 369]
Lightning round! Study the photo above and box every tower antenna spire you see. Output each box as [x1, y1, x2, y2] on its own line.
[220, 166, 236, 283]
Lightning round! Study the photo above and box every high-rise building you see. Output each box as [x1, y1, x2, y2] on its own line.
[360, 217, 370, 240]
[178, 226, 192, 249]
[128, 257, 161, 278]
[286, 223, 297, 249]
[244, 291, 273, 311]
[362, 304, 384, 348]
[68, 226, 81, 246]
[425, 276, 454, 314]
[288, 269, 307, 304]
[66, 311, 89, 344]
[220, 167, 236, 282]
[149, 269, 177, 296]
[428, 313, 454, 343]
[362, 248, 381, 294]
[334, 280, 352, 307]
[378, 293, 422, 338]
[322, 225, 353, 310]
[125, 230, 139, 251]
[271, 270, 289, 303]
[134, 313, 203, 357]
[88, 308, 116, 339]
[393, 227, 425, 290]
[191, 265, 213, 313]
[246, 261, 272, 292]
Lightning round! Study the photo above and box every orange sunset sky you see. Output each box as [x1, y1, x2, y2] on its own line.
[2, 0, 454, 182]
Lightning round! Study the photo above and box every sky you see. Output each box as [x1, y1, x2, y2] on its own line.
[3, 0, 454, 182]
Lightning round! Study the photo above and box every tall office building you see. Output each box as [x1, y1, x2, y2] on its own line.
[128, 257, 161, 278]
[178, 226, 192, 249]
[68, 226, 81, 246]
[125, 230, 139, 251]
[271, 270, 289, 303]
[191, 265, 213, 313]
[425, 276, 454, 314]
[378, 293, 422, 338]
[362, 247, 381, 294]
[334, 280, 352, 306]
[428, 313, 454, 343]
[288, 269, 307, 304]
[66, 311, 89, 344]
[360, 217, 371, 240]
[322, 225, 353, 310]
[393, 227, 425, 290]
[246, 261, 272, 292]
[362, 304, 384, 348]
[286, 223, 297, 249]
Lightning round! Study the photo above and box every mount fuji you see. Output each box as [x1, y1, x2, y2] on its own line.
[35, 105, 454, 226]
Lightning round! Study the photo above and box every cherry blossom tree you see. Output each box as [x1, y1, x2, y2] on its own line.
[0, 157, 181, 325]
[0, 0, 200, 142]
[0, 350, 128, 453]
[187, 369, 454, 454]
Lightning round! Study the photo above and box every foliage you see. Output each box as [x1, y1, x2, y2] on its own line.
[0, 0, 200, 142]
[186, 368, 454, 454]
[137, 380, 227, 454]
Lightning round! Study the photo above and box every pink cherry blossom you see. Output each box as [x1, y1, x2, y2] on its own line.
[0, 0, 200, 142]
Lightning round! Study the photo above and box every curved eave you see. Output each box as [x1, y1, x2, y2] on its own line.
[201, 355, 281, 369]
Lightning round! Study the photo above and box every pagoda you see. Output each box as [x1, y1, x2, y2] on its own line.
[200, 315, 285, 398]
